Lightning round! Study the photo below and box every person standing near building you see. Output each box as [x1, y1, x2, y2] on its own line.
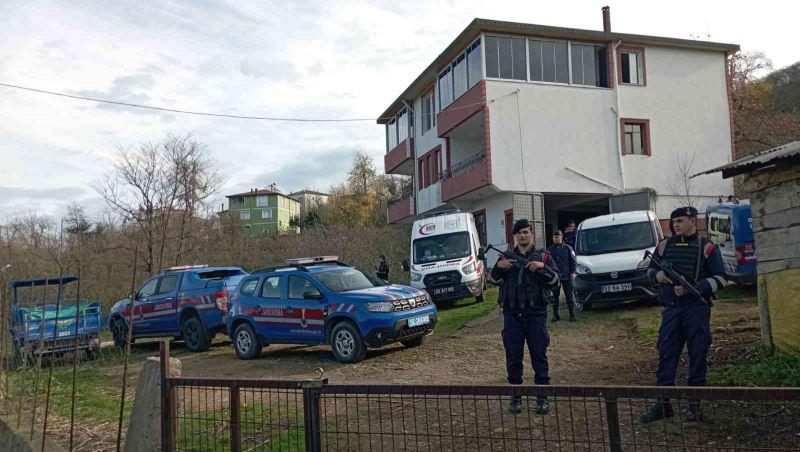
[547, 230, 578, 322]
[491, 219, 561, 415]
[376, 255, 390, 281]
[640, 207, 726, 423]
[563, 220, 577, 249]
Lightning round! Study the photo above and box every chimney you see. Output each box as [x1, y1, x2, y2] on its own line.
[602, 6, 611, 32]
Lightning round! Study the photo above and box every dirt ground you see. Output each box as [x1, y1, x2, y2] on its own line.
[176, 296, 762, 388]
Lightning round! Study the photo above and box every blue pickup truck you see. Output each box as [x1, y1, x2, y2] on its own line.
[227, 256, 437, 363]
[108, 265, 248, 352]
[8, 276, 103, 367]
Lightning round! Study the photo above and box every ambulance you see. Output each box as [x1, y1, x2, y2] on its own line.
[402, 211, 486, 303]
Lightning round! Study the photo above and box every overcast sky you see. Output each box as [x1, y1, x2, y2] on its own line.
[0, 0, 796, 221]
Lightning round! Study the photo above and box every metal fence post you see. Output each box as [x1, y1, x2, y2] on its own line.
[230, 383, 242, 452]
[160, 341, 176, 452]
[603, 394, 622, 452]
[302, 379, 325, 452]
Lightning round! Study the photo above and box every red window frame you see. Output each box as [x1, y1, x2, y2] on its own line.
[617, 45, 647, 86]
[619, 118, 651, 156]
[473, 209, 487, 248]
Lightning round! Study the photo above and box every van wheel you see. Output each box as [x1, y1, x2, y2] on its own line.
[331, 322, 367, 364]
[233, 323, 261, 360]
[182, 316, 211, 352]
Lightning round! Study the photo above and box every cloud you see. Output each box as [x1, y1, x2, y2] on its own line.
[0, 186, 87, 200]
[72, 73, 158, 115]
[246, 146, 356, 194]
[239, 58, 299, 82]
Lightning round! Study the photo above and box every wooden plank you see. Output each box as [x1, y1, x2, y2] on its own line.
[741, 164, 800, 194]
[752, 206, 800, 233]
[756, 243, 800, 262]
[750, 180, 800, 216]
[758, 258, 800, 274]
[757, 274, 773, 350]
[754, 224, 800, 248]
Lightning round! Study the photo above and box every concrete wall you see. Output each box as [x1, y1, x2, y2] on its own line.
[762, 268, 800, 355]
[416, 182, 443, 214]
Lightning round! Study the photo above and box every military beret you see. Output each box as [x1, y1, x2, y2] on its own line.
[670, 206, 698, 220]
[512, 218, 532, 234]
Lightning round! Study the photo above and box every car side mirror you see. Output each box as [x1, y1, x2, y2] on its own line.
[478, 247, 486, 260]
[401, 259, 410, 272]
[303, 289, 323, 300]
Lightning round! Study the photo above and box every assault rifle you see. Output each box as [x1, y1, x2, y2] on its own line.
[643, 250, 711, 305]
[482, 244, 545, 285]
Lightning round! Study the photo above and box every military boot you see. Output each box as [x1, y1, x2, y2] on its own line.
[685, 400, 703, 422]
[640, 400, 674, 423]
[509, 396, 523, 414]
[535, 397, 550, 415]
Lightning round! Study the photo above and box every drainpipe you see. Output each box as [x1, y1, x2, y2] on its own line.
[610, 40, 625, 192]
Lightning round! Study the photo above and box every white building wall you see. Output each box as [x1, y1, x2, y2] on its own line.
[484, 45, 734, 221]
[416, 183, 442, 214]
[413, 91, 447, 214]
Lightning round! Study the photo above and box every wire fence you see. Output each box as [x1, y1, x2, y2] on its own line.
[161, 345, 800, 452]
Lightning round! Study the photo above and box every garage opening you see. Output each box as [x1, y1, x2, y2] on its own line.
[544, 194, 610, 246]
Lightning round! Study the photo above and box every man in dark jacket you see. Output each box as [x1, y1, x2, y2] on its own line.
[491, 219, 561, 415]
[376, 255, 390, 281]
[563, 220, 577, 249]
[547, 230, 578, 322]
[640, 207, 727, 423]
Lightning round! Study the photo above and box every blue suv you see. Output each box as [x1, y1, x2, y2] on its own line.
[227, 257, 437, 363]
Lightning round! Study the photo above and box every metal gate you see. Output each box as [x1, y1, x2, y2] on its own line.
[609, 190, 653, 213]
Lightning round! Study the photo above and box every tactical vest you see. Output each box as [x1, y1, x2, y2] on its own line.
[499, 249, 549, 313]
[661, 235, 702, 280]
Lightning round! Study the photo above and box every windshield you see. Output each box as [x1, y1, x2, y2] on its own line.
[314, 268, 381, 292]
[413, 232, 472, 264]
[576, 221, 655, 256]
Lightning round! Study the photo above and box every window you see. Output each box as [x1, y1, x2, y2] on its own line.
[137, 278, 158, 299]
[486, 35, 526, 80]
[620, 48, 645, 85]
[438, 67, 453, 109]
[261, 209, 272, 219]
[240, 278, 258, 296]
[422, 91, 435, 133]
[453, 53, 468, 99]
[260, 276, 282, 298]
[620, 119, 651, 156]
[418, 158, 426, 189]
[157, 275, 178, 294]
[387, 117, 397, 150]
[571, 43, 608, 87]
[577, 221, 656, 256]
[240, 210, 250, 221]
[288, 275, 316, 299]
[413, 232, 472, 264]
[529, 39, 569, 84]
[466, 39, 482, 88]
[256, 195, 268, 207]
[397, 108, 409, 143]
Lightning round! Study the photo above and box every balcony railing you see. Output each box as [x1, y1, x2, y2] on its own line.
[440, 152, 486, 181]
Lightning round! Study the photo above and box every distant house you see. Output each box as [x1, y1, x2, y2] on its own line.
[225, 188, 300, 235]
[288, 190, 330, 212]
[695, 140, 800, 355]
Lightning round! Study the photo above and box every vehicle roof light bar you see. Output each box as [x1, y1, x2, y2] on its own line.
[285, 256, 339, 265]
[164, 264, 209, 272]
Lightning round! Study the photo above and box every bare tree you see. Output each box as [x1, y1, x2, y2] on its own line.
[93, 134, 223, 274]
[666, 152, 699, 208]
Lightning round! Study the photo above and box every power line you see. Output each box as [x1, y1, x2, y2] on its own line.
[0, 81, 493, 123]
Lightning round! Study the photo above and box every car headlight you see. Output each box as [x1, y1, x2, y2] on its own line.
[410, 272, 422, 282]
[637, 258, 651, 269]
[576, 263, 592, 275]
[365, 302, 394, 312]
[461, 262, 476, 274]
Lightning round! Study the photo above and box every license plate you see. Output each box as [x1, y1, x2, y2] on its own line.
[602, 283, 632, 293]
[433, 286, 455, 295]
[408, 315, 430, 328]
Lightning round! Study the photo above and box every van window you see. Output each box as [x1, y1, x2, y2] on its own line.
[413, 232, 471, 264]
[576, 221, 656, 256]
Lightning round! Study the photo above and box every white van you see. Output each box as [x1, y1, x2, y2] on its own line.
[572, 210, 663, 309]
[402, 212, 486, 303]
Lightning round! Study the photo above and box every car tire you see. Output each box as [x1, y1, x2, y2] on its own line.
[233, 323, 261, 360]
[330, 321, 367, 364]
[401, 336, 426, 348]
[182, 316, 211, 352]
[111, 318, 128, 348]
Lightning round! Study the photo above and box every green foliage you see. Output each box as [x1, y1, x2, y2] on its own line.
[710, 346, 800, 387]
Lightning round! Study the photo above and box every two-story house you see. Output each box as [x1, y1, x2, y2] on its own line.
[381, 7, 739, 252]
[288, 189, 330, 213]
[226, 188, 300, 235]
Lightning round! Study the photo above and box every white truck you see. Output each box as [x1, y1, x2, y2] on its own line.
[402, 212, 486, 303]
